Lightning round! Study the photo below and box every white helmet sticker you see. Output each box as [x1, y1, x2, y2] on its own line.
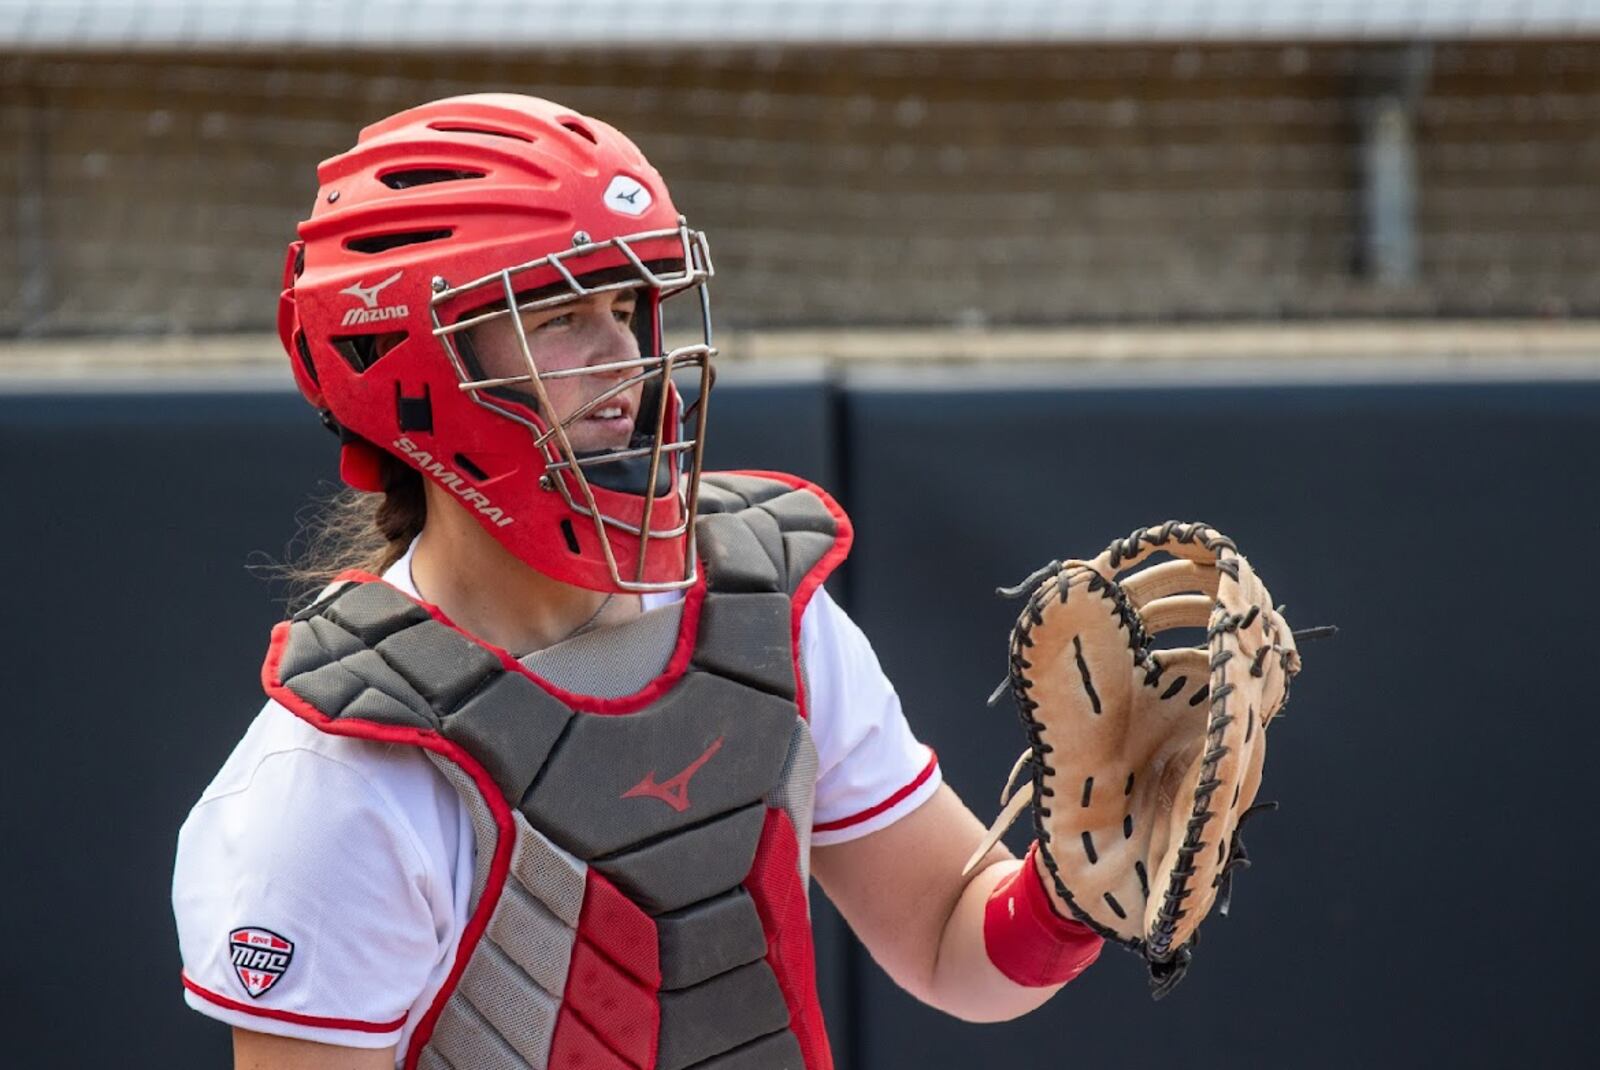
[604, 175, 652, 217]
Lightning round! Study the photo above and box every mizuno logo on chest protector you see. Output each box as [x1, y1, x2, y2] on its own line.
[622, 736, 724, 813]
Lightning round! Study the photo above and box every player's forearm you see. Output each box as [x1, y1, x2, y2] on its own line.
[921, 857, 1060, 1021]
[924, 852, 1100, 1022]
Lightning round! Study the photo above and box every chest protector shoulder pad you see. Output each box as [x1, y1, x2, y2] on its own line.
[263, 472, 850, 1070]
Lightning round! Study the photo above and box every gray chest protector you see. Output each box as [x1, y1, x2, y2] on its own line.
[264, 473, 849, 1070]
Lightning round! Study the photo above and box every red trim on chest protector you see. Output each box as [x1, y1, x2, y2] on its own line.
[578, 870, 662, 989]
[322, 562, 708, 716]
[745, 808, 834, 1070]
[562, 863, 663, 1070]
[261, 624, 513, 1070]
[549, 1002, 636, 1070]
[726, 470, 854, 723]
[557, 939, 658, 1069]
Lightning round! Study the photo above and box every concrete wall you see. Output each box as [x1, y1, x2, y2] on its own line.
[4, 41, 1597, 336]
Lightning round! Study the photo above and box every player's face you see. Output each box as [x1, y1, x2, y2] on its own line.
[469, 288, 644, 453]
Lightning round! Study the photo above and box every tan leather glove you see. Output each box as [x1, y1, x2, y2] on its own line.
[966, 522, 1305, 998]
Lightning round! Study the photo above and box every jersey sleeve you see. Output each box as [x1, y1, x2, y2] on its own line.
[172, 722, 450, 1049]
[802, 587, 941, 847]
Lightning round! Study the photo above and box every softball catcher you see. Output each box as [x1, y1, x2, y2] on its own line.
[171, 94, 1309, 1070]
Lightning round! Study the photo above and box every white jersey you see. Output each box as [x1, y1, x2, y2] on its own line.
[173, 544, 940, 1052]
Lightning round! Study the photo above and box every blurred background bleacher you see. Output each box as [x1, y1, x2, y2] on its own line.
[4, 0, 1600, 350]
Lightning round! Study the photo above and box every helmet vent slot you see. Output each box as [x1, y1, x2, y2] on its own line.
[560, 120, 597, 144]
[331, 332, 405, 374]
[395, 382, 434, 433]
[345, 229, 453, 254]
[293, 330, 318, 385]
[559, 519, 582, 555]
[428, 123, 532, 143]
[379, 168, 486, 190]
[454, 453, 490, 481]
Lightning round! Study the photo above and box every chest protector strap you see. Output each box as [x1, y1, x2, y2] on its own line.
[263, 472, 851, 1070]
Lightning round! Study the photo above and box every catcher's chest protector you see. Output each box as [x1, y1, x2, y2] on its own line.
[262, 473, 848, 1070]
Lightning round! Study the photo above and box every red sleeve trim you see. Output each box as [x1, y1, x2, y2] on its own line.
[723, 470, 854, 723]
[181, 972, 406, 1034]
[813, 748, 939, 833]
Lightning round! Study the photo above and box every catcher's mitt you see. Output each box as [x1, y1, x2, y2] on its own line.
[966, 522, 1304, 997]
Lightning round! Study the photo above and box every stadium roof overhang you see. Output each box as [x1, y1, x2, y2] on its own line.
[3, 0, 1598, 51]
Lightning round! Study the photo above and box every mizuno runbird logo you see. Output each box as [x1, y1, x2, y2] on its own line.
[622, 736, 724, 813]
[604, 175, 652, 217]
[340, 271, 402, 309]
[339, 271, 408, 326]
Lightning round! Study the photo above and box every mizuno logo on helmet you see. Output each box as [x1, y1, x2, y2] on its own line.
[340, 271, 409, 326]
[604, 175, 653, 217]
[341, 271, 403, 309]
[394, 436, 514, 527]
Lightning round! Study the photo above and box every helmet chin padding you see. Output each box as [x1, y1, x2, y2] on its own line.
[578, 447, 675, 496]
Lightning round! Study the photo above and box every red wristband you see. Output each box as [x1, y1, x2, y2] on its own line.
[982, 842, 1104, 987]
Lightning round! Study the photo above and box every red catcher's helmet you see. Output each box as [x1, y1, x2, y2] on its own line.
[277, 94, 716, 593]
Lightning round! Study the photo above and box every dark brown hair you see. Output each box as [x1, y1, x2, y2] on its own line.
[281, 453, 425, 604]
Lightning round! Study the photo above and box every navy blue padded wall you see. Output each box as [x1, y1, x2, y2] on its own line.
[1, 390, 331, 1066]
[5, 372, 1594, 1068]
[838, 373, 1599, 1068]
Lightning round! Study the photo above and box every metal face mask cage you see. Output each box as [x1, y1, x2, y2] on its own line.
[430, 218, 716, 593]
